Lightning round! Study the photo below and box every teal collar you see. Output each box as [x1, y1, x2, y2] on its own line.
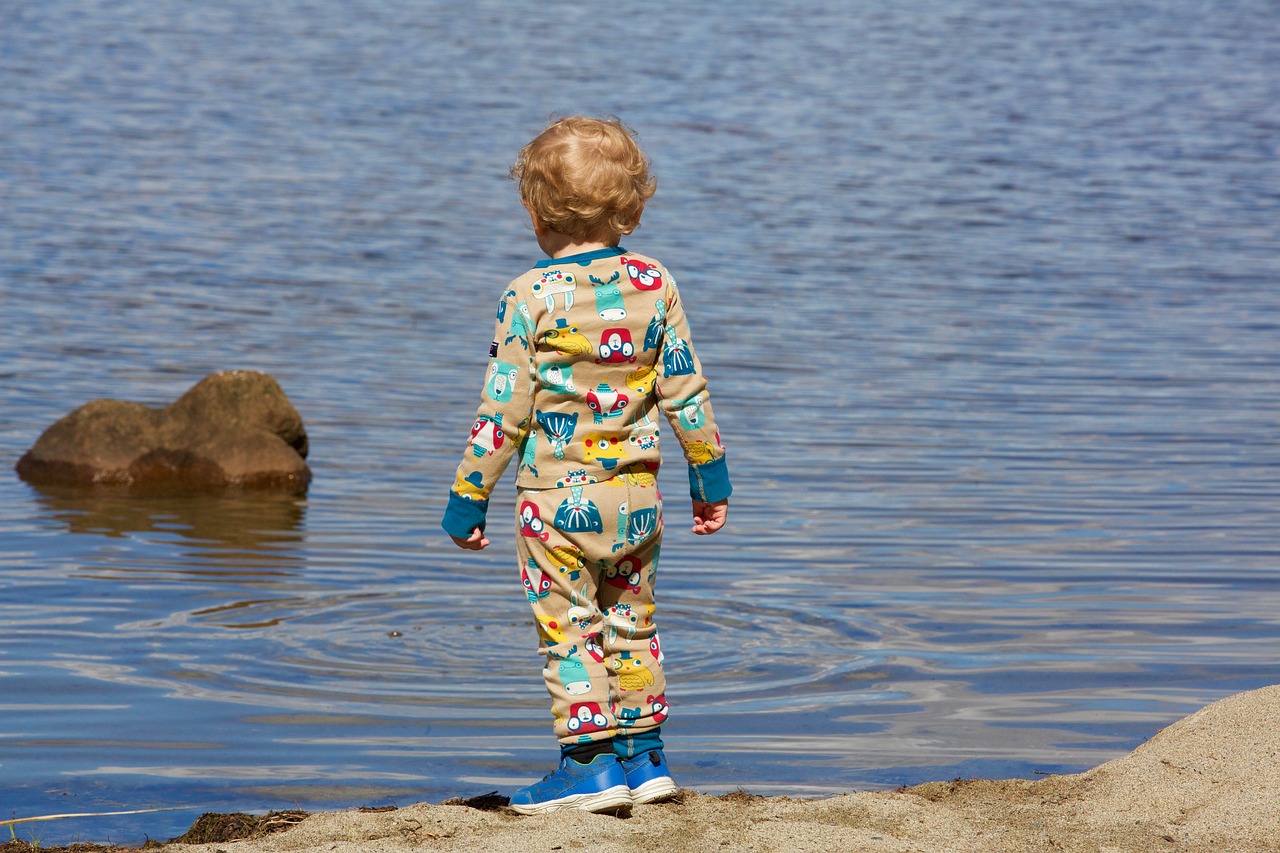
[534, 246, 627, 268]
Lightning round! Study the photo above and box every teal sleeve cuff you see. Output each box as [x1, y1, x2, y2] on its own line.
[442, 491, 489, 539]
[687, 454, 732, 502]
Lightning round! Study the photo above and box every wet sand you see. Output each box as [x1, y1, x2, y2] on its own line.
[157, 684, 1280, 853]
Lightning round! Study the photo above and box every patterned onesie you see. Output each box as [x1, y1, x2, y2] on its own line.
[443, 245, 731, 744]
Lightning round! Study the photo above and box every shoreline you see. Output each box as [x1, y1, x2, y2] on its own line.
[8, 685, 1278, 853]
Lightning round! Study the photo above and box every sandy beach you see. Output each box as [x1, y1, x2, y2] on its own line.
[144, 685, 1280, 853]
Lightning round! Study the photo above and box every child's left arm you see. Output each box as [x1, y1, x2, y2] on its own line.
[653, 277, 732, 513]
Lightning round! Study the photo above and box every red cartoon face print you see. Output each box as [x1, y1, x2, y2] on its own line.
[621, 257, 663, 290]
[605, 555, 644, 594]
[522, 561, 552, 600]
[469, 416, 504, 457]
[567, 701, 610, 734]
[583, 633, 605, 663]
[596, 328, 636, 364]
[519, 500, 550, 541]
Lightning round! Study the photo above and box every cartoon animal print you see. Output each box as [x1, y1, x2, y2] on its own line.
[519, 500, 550, 541]
[617, 706, 641, 728]
[612, 651, 655, 691]
[582, 433, 629, 470]
[644, 299, 667, 352]
[522, 559, 551, 603]
[536, 410, 578, 460]
[547, 544, 587, 581]
[506, 301, 533, 348]
[538, 361, 576, 395]
[546, 318, 591, 355]
[627, 409, 660, 455]
[640, 601, 656, 629]
[495, 290, 514, 323]
[586, 383, 629, 424]
[566, 701, 610, 736]
[518, 431, 538, 478]
[612, 501, 628, 552]
[597, 328, 636, 364]
[553, 485, 604, 534]
[621, 257, 664, 291]
[628, 433, 658, 452]
[469, 415, 504, 458]
[583, 633, 605, 663]
[649, 633, 664, 664]
[564, 580, 598, 637]
[548, 645, 592, 696]
[555, 469, 597, 488]
[605, 603, 638, 643]
[617, 465, 658, 487]
[662, 324, 695, 377]
[453, 470, 486, 500]
[673, 393, 706, 430]
[567, 603, 596, 637]
[686, 440, 716, 464]
[648, 693, 669, 723]
[603, 555, 643, 594]
[536, 613, 568, 645]
[625, 365, 657, 396]
[590, 271, 626, 321]
[627, 507, 659, 545]
[486, 360, 521, 403]
[531, 269, 576, 312]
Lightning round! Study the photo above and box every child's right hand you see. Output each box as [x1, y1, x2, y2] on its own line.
[451, 528, 491, 550]
[691, 499, 728, 535]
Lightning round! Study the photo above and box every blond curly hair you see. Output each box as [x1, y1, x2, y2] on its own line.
[512, 116, 657, 242]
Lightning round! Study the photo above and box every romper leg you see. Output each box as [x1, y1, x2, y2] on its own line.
[595, 471, 667, 735]
[515, 488, 616, 745]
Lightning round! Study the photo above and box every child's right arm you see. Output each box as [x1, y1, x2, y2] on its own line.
[442, 290, 536, 545]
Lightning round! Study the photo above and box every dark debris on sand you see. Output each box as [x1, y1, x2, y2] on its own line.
[168, 810, 309, 845]
[0, 810, 309, 853]
[440, 791, 511, 812]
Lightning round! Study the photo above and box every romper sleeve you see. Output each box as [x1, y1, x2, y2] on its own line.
[653, 276, 732, 503]
[442, 290, 536, 538]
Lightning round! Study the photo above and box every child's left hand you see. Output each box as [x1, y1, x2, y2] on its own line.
[451, 528, 491, 550]
[691, 499, 728, 535]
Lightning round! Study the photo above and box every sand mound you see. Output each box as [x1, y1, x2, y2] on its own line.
[163, 685, 1280, 853]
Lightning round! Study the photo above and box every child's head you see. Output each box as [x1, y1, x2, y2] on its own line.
[512, 116, 657, 243]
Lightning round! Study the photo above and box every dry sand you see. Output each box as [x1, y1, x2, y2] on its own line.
[163, 685, 1280, 853]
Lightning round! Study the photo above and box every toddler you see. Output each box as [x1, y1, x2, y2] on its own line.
[442, 115, 730, 814]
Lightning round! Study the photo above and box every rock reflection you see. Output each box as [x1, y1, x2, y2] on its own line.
[27, 483, 306, 571]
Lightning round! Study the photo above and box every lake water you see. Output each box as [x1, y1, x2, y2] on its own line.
[2, 0, 1278, 844]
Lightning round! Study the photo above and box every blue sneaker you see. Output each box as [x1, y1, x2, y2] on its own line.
[509, 753, 632, 815]
[620, 749, 678, 804]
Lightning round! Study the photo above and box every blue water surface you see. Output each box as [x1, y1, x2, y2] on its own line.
[1, 0, 1278, 844]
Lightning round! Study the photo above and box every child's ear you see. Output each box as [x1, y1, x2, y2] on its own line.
[527, 207, 547, 236]
[624, 202, 645, 234]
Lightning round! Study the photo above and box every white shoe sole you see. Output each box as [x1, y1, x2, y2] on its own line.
[509, 783, 633, 815]
[631, 775, 679, 805]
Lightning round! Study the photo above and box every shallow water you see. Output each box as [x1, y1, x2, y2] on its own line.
[2, 0, 1278, 844]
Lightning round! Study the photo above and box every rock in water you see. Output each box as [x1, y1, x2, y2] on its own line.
[16, 370, 311, 493]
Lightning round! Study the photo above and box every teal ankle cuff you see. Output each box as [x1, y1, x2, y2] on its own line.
[614, 727, 663, 759]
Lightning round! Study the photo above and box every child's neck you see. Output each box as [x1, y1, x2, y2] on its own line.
[534, 225, 621, 260]
[551, 240, 615, 259]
